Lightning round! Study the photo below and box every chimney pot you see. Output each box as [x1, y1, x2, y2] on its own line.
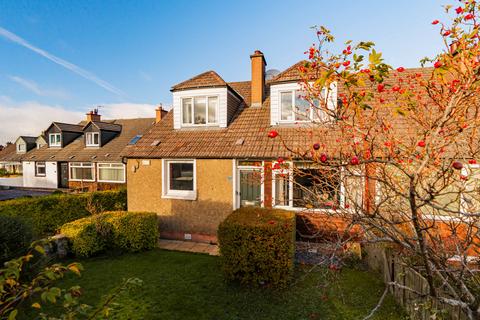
[156, 104, 165, 123]
[250, 50, 267, 107]
[86, 109, 101, 122]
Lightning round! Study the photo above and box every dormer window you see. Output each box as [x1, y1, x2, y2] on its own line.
[280, 90, 321, 121]
[17, 144, 25, 152]
[86, 132, 100, 147]
[181, 96, 218, 125]
[49, 133, 61, 147]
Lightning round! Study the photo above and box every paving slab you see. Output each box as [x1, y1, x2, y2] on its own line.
[158, 239, 219, 256]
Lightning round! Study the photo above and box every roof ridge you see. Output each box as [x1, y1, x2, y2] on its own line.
[171, 70, 227, 91]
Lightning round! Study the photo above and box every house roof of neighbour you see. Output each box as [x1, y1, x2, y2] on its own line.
[0, 144, 22, 163]
[51, 122, 84, 133]
[24, 118, 155, 163]
[18, 136, 37, 144]
[126, 63, 436, 160]
[87, 121, 122, 132]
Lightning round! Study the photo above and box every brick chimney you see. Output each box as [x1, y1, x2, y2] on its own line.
[86, 109, 101, 122]
[156, 104, 165, 123]
[250, 50, 266, 107]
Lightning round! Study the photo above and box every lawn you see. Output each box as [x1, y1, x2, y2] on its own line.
[22, 249, 406, 320]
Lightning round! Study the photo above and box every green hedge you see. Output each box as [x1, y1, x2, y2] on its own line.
[0, 215, 33, 263]
[0, 189, 126, 238]
[60, 211, 158, 257]
[218, 207, 296, 288]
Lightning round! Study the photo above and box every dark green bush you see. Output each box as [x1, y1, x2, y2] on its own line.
[60, 211, 158, 257]
[0, 189, 126, 238]
[0, 215, 33, 262]
[218, 207, 296, 287]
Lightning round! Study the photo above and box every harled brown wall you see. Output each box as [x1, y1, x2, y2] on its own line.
[127, 159, 233, 242]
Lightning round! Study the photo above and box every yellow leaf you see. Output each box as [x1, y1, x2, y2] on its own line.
[68, 264, 81, 276]
[31, 303, 41, 309]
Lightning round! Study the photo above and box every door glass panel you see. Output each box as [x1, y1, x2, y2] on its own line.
[239, 169, 261, 207]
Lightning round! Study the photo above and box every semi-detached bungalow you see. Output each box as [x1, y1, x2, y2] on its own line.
[125, 50, 373, 243]
[21, 109, 164, 191]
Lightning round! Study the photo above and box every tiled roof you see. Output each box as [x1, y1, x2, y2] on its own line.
[53, 122, 84, 133]
[127, 65, 435, 160]
[19, 136, 37, 144]
[269, 60, 308, 84]
[25, 118, 155, 162]
[171, 70, 228, 91]
[88, 121, 122, 132]
[0, 144, 22, 162]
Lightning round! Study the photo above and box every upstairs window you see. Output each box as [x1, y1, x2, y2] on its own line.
[280, 90, 321, 122]
[49, 133, 61, 147]
[86, 132, 100, 147]
[17, 144, 25, 152]
[182, 96, 218, 125]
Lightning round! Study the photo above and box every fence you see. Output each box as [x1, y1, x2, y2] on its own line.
[363, 243, 469, 320]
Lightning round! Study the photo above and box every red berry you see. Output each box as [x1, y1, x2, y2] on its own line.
[342, 60, 351, 67]
[377, 84, 385, 92]
[465, 13, 474, 20]
[443, 30, 452, 36]
[452, 161, 463, 170]
[434, 61, 443, 68]
[350, 156, 360, 165]
[396, 67, 405, 72]
[455, 6, 463, 14]
[320, 153, 328, 163]
[417, 140, 426, 147]
[432, 20, 440, 25]
[384, 141, 392, 147]
[460, 175, 468, 181]
[268, 130, 278, 138]
[313, 143, 320, 150]
[392, 85, 401, 92]
[468, 159, 477, 164]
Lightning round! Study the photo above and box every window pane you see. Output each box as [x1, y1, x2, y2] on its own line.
[169, 163, 194, 191]
[293, 168, 340, 208]
[56, 134, 61, 144]
[182, 98, 192, 124]
[295, 91, 310, 121]
[99, 166, 124, 182]
[208, 97, 217, 123]
[93, 133, 99, 145]
[280, 92, 293, 120]
[274, 173, 290, 206]
[194, 97, 206, 124]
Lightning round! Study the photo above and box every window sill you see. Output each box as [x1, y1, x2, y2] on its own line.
[70, 179, 96, 182]
[162, 191, 197, 201]
[97, 180, 125, 184]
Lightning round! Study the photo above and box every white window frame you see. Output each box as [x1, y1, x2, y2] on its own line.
[97, 163, 126, 183]
[49, 133, 61, 147]
[235, 160, 265, 209]
[69, 162, 95, 182]
[181, 96, 219, 126]
[162, 159, 197, 200]
[271, 161, 345, 212]
[17, 144, 25, 152]
[86, 132, 100, 147]
[35, 161, 46, 177]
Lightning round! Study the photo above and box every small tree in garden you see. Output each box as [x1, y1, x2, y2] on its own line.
[270, 1, 480, 318]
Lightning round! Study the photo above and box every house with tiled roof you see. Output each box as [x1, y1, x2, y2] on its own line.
[21, 108, 165, 190]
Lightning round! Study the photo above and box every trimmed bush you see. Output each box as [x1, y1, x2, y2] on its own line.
[0, 189, 126, 238]
[0, 215, 33, 262]
[218, 207, 296, 287]
[60, 211, 158, 257]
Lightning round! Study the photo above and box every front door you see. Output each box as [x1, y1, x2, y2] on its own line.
[58, 162, 69, 188]
[238, 168, 262, 207]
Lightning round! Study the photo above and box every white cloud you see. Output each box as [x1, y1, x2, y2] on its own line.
[0, 97, 83, 144]
[0, 26, 126, 97]
[0, 97, 160, 145]
[9, 76, 70, 99]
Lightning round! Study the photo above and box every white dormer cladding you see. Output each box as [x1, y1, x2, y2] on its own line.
[173, 87, 241, 129]
[270, 82, 337, 126]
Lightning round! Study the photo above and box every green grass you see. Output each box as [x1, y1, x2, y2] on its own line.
[22, 249, 407, 320]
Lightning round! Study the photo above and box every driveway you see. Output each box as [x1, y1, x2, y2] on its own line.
[0, 189, 54, 201]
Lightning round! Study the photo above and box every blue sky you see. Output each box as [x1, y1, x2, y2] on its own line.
[0, 0, 448, 143]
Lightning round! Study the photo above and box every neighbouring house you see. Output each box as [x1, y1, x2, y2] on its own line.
[0, 135, 39, 175]
[125, 50, 367, 243]
[21, 108, 163, 190]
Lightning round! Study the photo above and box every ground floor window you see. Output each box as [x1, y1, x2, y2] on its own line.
[35, 162, 46, 177]
[163, 159, 196, 200]
[272, 162, 342, 210]
[70, 162, 95, 181]
[97, 163, 125, 183]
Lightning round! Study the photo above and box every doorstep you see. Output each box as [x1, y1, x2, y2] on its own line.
[158, 239, 219, 256]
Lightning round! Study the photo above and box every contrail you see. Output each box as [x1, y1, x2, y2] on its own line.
[0, 26, 126, 97]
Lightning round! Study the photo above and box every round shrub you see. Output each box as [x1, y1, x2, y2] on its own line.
[218, 207, 296, 288]
[0, 215, 33, 262]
